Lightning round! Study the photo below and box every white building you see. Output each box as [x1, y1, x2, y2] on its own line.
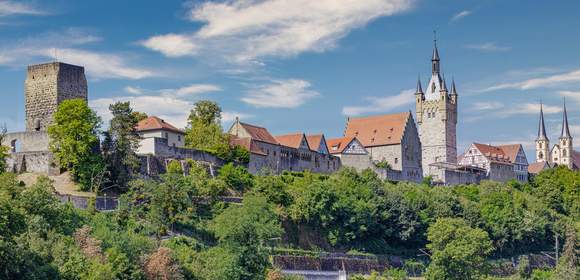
[135, 116, 185, 154]
[459, 143, 529, 183]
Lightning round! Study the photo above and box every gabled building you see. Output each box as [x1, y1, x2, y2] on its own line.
[228, 118, 340, 174]
[136, 116, 185, 154]
[327, 137, 372, 172]
[342, 112, 422, 182]
[306, 134, 330, 155]
[458, 143, 525, 182]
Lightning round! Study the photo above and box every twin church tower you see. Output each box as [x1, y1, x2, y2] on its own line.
[536, 102, 574, 169]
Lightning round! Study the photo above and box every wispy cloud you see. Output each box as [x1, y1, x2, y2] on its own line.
[92, 83, 227, 129]
[141, 0, 414, 64]
[471, 101, 505, 111]
[465, 42, 511, 52]
[0, 29, 155, 80]
[241, 79, 320, 108]
[484, 69, 580, 91]
[0, 1, 46, 17]
[559, 90, 580, 103]
[342, 88, 414, 116]
[451, 10, 471, 21]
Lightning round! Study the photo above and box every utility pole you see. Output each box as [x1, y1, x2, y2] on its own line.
[555, 232, 559, 264]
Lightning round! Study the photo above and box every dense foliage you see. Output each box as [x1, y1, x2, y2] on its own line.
[0, 163, 578, 279]
[47, 99, 104, 189]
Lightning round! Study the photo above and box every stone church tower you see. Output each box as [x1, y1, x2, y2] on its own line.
[416, 39, 458, 181]
[535, 103, 550, 163]
[557, 102, 573, 168]
[25, 62, 88, 132]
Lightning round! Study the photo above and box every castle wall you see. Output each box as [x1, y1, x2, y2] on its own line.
[5, 151, 59, 175]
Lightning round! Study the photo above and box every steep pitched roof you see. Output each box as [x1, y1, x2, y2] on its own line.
[572, 150, 580, 169]
[528, 161, 549, 174]
[561, 101, 572, 138]
[497, 144, 523, 164]
[238, 122, 278, 144]
[136, 116, 184, 134]
[275, 133, 309, 149]
[537, 103, 549, 141]
[306, 134, 324, 152]
[344, 112, 410, 147]
[473, 143, 512, 164]
[326, 137, 355, 154]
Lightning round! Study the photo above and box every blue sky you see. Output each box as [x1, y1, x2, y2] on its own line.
[1, 0, 580, 159]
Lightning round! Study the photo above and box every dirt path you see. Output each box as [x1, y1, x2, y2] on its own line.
[17, 172, 95, 197]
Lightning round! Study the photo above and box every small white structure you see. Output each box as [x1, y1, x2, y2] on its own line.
[135, 116, 185, 154]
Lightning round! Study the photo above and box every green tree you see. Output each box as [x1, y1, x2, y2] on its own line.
[48, 99, 103, 189]
[425, 218, 494, 280]
[103, 102, 142, 192]
[0, 125, 9, 174]
[185, 100, 230, 155]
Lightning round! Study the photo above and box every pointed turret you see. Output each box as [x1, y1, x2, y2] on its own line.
[440, 75, 447, 92]
[416, 76, 423, 94]
[450, 78, 458, 95]
[432, 38, 440, 74]
[537, 102, 549, 141]
[561, 100, 571, 139]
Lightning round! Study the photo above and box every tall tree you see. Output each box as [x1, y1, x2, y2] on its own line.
[425, 218, 494, 280]
[47, 99, 103, 189]
[0, 125, 9, 174]
[103, 102, 141, 192]
[185, 100, 229, 155]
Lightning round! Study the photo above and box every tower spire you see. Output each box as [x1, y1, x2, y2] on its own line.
[432, 31, 440, 74]
[416, 75, 423, 94]
[561, 98, 571, 138]
[451, 77, 458, 95]
[537, 102, 549, 141]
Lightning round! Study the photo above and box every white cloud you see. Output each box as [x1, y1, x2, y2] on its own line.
[559, 90, 580, 103]
[342, 88, 414, 116]
[0, 29, 155, 80]
[499, 103, 562, 117]
[161, 84, 222, 97]
[465, 42, 511, 52]
[0, 1, 46, 17]
[142, 0, 413, 63]
[241, 79, 320, 108]
[471, 101, 504, 111]
[484, 69, 580, 91]
[222, 111, 254, 123]
[451, 10, 471, 21]
[141, 33, 198, 57]
[92, 83, 227, 129]
[124, 86, 144, 95]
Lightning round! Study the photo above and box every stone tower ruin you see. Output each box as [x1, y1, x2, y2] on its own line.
[25, 62, 87, 132]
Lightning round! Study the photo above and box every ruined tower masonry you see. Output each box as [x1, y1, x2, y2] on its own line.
[25, 62, 87, 132]
[415, 39, 458, 182]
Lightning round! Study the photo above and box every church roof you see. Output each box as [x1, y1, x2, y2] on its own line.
[136, 116, 184, 134]
[561, 101, 571, 138]
[537, 103, 549, 141]
[344, 112, 410, 147]
[275, 133, 309, 149]
[572, 150, 580, 169]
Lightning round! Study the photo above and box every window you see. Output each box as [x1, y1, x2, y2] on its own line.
[563, 149, 567, 157]
[178, 135, 181, 141]
[164, 132, 168, 139]
[395, 158, 398, 164]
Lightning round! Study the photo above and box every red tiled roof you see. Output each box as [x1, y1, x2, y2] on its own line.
[327, 137, 355, 154]
[238, 122, 278, 144]
[275, 133, 308, 149]
[528, 161, 549, 174]
[136, 116, 184, 134]
[229, 136, 267, 156]
[306, 134, 324, 152]
[344, 112, 410, 147]
[497, 144, 523, 163]
[473, 143, 512, 164]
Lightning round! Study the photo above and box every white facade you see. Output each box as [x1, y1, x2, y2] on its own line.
[137, 129, 185, 154]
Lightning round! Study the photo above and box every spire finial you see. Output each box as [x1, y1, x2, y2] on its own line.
[431, 30, 440, 74]
[416, 74, 423, 94]
[561, 97, 571, 138]
[537, 101, 548, 141]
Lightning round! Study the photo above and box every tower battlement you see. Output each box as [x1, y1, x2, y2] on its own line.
[24, 62, 87, 132]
